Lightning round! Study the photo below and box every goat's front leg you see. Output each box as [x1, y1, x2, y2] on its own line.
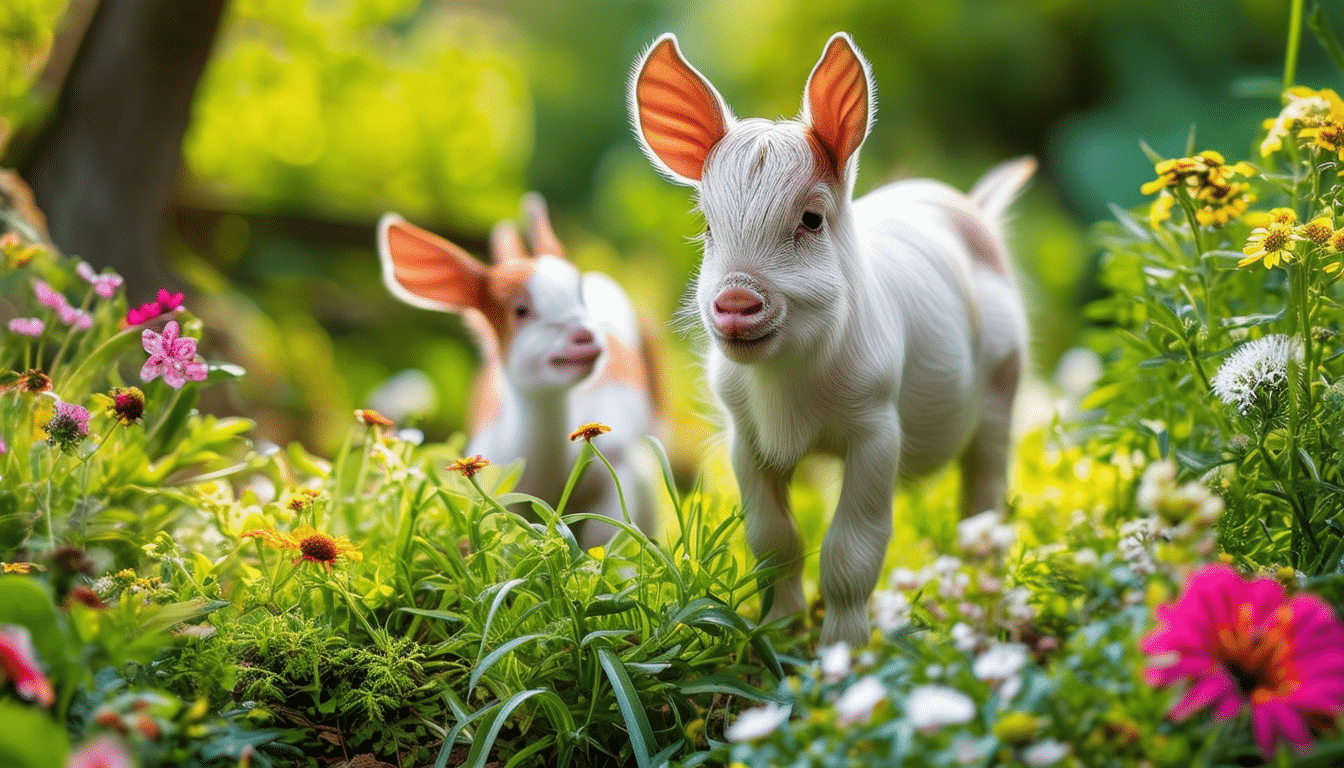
[732, 435, 804, 623]
[820, 408, 899, 647]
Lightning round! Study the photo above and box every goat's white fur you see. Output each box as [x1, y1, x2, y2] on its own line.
[631, 32, 1031, 646]
[376, 198, 662, 548]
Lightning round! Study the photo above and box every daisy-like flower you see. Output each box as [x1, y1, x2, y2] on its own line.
[973, 642, 1030, 683]
[835, 675, 887, 727]
[0, 623, 55, 707]
[94, 387, 145, 426]
[906, 684, 977, 733]
[1140, 564, 1344, 758]
[13, 368, 51, 393]
[1246, 207, 1299, 227]
[569, 421, 612, 442]
[140, 320, 208, 389]
[353, 408, 394, 427]
[448, 454, 490, 479]
[1298, 217, 1334, 246]
[724, 702, 790, 742]
[47, 401, 91, 452]
[1210, 334, 1299, 416]
[1148, 191, 1175, 228]
[1300, 119, 1344, 158]
[75, 262, 124, 298]
[1326, 229, 1344, 274]
[1239, 222, 1300, 269]
[7, 317, 43, 337]
[1140, 150, 1256, 228]
[241, 524, 362, 571]
[285, 487, 323, 514]
[1260, 86, 1344, 157]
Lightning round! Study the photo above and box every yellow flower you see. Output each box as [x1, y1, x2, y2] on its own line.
[1140, 151, 1255, 228]
[1, 562, 36, 574]
[1324, 230, 1344, 274]
[568, 422, 612, 442]
[588, 546, 606, 561]
[241, 524, 362, 571]
[1298, 217, 1334, 245]
[1299, 119, 1344, 157]
[447, 455, 490, 478]
[1260, 87, 1344, 157]
[1246, 207, 1298, 227]
[285, 487, 323, 514]
[1239, 223, 1300, 269]
[1148, 192, 1175, 227]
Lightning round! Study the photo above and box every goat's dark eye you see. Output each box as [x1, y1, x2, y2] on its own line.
[801, 211, 823, 231]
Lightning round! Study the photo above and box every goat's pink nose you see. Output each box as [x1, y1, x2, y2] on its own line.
[569, 328, 596, 346]
[712, 287, 765, 336]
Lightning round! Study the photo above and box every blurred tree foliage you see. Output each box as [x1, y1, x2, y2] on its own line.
[0, 0, 66, 151]
[5, 0, 1337, 468]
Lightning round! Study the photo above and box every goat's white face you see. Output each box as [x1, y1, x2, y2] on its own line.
[506, 256, 604, 391]
[631, 32, 873, 365]
[696, 120, 847, 363]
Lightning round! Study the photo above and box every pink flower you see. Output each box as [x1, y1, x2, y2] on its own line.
[66, 734, 133, 768]
[7, 317, 44, 336]
[0, 436, 7, 455]
[47, 402, 91, 451]
[75, 262, 124, 298]
[58, 304, 92, 330]
[1141, 564, 1344, 758]
[34, 280, 67, 311]
[125, 288, 185, 326]
[140, 320, 207, 389]
[0, 624, 55, 708]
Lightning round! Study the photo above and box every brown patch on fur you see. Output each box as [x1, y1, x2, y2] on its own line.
[467, 366, 503, 433]
[947, 204, 1012, 277]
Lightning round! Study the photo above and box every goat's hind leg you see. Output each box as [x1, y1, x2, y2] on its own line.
[959, 350, 1022, 517]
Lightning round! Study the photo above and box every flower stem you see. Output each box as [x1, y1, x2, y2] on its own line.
[1283, 0, 1305, 93]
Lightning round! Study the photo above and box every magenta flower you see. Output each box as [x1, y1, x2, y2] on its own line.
[75, 262, 123, 298]
[0, 436, 7, 455]
[1141, 564, 1344, 758]
[57, 304, 92, 330]
[0, 624, 55, 708]
[125, 288, 185, 326]
[47, 401, 91, 452]
[7, 317, 44, 337]
[140, 320, 207, 389]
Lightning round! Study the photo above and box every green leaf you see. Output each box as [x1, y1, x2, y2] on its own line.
[0, 700, 68, 767]
[460, 689, 548, 768]
[679, 674, 780, 703]
[469, 633, 546, 695]
[399, 607, 467, 625]
[597, 647, 657, 768]
[1310, 4, 1344, 76]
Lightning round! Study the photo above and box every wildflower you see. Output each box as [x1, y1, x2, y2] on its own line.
[125, 288, 184, 326]
[0, 624, 55, 707]
[905, 684, 976, 732]
[47, 401, 91, 452]
[569, 421, 612, 441]
[951, 621, 979, 653]
[241, 524, 362, 571]
[66, 734, 133, 768]
[1210, 334, 1299, 416]
[353, 408, 394, 427]
[1135, 460, 1224, 528]
[13, 369, 52, 393]
[820, 641, 851, 682]
[1298, 217, 1334, 245]
[1246, 207, 1298, 228]
[725, 702, 790, 742]
[1260, 87, 1344, 156]
[587, 546, 606, 561]
[1140, 151, 1255, 228]
[973, 642, 1030, 683]
[7, 317, 43, 336]
[1148, 191, 1175, 227]
[1239, 223, 1300, 269]
[1140, 564, 1344, 758]
[835, 676, 887, 727]
[872, 588, 911, 632]
[34, 280, 66, 311]
[93, 387, 145, 426]
[75, 262, 123, 298]
[140, 320, 208, 389]
[1300, 120, 1344, 158]
[1, 562, 35, 574]
[448, 454, 489, 479]
[957, 509, 1016, 558]
[1021, 739, 1071, 767]
[285, 487, 323, 514]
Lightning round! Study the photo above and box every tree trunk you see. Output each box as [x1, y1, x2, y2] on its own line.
[15, 0, 228, 303]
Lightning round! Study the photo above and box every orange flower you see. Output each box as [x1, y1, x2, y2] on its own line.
[569, 422, 612, 442]
[241, 524, 362, 571]
[448, 455, 490, 479]
[354, 409, 394, 427]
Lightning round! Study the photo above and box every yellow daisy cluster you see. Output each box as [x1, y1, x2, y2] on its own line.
[1260, 86, 1344, 158]
[1141, 150, 1257, 228]
[1238, 207, 1342, 271]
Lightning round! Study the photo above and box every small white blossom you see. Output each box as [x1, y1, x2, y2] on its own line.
[1003, 588, 1035, 623]
[973, 642, 1030, 682]
[725, 702, 790, 743]
[1072, 548, 1099, 568]
[951, 622, 979, 653]
[1021, 739, 1071, 766]
[905, 684, 976, 732]
[835, 676, 887, 727]
[888, 567, 922, 590]
[957, 510, 1017, 558]
[872, 589, 911, 632]
[998, 674, 1023, 705]
[939, 571, 971, 600]
[1211, 334, 1299, 415]
[820, 641, 851, 682]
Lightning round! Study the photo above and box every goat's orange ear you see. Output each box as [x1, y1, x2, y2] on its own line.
[489, 220, 530, 265]
[378, 214, 489, 313]
[630, 34, 731, 186]
[523, 192, 565, 259]
[803, 33, 874, 177]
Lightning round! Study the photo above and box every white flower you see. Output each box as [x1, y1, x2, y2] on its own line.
[1072, 548, 1099, 568]
[905, 684, 976, 732]
[1003, 588, 1035, 623]
[835, 676, 887, 727]
[957, 510, 1017, 558]
[1210, 334, 1299, 415]
[951, 622, 979, 653]
[888, 567, 922, 590]
[998, 674, 1023, 705]
[820, 641, 851, 682]
[932, 555, 963, 575]
[972, 642, 1030, 682]
[872, 589, 911, 632]
[1021, 739, 1071, 766]
[725, 702, 790, 742]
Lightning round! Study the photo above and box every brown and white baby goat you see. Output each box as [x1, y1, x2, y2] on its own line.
[631, 33, 1032, 646]
[377, 195, 664, 547]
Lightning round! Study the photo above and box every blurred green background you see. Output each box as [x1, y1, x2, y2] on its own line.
[0, 0, 1336, 477]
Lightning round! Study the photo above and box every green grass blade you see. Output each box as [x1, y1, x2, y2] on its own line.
[469, 633, 546, 695]
[597, 646, 657, 768]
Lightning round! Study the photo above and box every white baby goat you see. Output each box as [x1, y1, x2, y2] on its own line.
[631, 32, 1032, 646]
[377, 194, 664, 548]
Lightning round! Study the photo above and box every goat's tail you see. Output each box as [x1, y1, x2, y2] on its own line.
[970, 156, 1037, 222]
